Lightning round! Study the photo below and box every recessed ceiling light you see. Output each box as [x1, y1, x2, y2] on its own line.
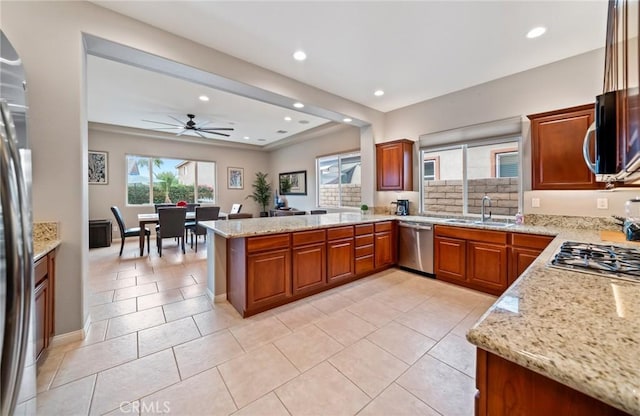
[343, 118, 352, 123]
[198, 95, 209, 102]
[526, 26, 546, 39]
[243, 136, 250, 140]
[284, 116, 292, 121]
[277, 130, 288, 134]
[299, 120, 309, 124]
[293, 50, 307, 61]
[293, 102, 304, 108]
[374, 90, 385, 97]
[258, 139, 266, 142]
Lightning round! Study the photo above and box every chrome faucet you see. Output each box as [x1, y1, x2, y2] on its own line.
[481, 195, 492, 222]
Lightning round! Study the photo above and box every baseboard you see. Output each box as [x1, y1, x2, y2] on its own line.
[206, 287, 214, 301]
[214, 293, 227, 303]
[49, 329, 84, 348]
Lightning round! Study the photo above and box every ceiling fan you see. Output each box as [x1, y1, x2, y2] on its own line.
[142, 113, 234, 138]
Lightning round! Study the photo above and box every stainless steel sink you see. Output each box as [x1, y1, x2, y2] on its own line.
[473, 221, 514, 227]
[444, 218, 475, 224]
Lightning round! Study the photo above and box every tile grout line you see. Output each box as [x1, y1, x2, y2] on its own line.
[215, 366, 240, 411]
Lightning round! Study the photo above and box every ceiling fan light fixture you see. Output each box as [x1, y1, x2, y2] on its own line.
[293, 102, 304, 108]
[198, 95, 209, 102]
[293, 50, 307, 61]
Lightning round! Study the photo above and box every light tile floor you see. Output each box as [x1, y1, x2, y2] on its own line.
[36, 236, 496, 416]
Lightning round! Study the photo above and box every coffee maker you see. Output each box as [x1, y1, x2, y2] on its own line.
[392, 199, 409, 215]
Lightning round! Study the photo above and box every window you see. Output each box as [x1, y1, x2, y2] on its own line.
[421, 138, 520, 217]
[317, 152, 361, 208]
[126, 155, 216, 205]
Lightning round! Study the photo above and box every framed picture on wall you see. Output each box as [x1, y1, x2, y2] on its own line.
[88, 150, 108, 184]
[279, 170, 307, 195]
[228, 167, 244, 189]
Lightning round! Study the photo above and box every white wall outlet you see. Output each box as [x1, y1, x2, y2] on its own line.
[597, 198, 609, 209]
[531, 198, 540, 208]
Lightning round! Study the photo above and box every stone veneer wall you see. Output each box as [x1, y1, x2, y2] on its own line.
[319, 184, 361, 208]
[424, 178, 519, 216]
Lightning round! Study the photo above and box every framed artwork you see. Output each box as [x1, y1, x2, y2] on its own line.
[88, 151, 108, 184]
[227, 167, 244, 189]
[279, 170, 307, 195]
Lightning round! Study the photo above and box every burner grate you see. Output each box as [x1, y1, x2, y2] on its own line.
[551, 241, 640, 282]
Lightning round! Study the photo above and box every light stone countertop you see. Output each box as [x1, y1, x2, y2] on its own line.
[34, 239, 61, 262]
[201, 212, 639, 414]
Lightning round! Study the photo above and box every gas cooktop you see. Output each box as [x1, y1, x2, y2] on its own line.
[551, 241, 640, 283]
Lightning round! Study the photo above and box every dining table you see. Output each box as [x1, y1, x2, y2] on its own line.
[136, 211, 228, 256]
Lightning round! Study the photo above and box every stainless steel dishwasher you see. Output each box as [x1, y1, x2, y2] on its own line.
[397, 221, 434, 275]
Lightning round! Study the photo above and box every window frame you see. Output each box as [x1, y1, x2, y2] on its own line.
[125, 154, 217, 206]
[423, 156, 440, 181]
[420, 136, 522, 217]
[490, 147, 518, 178]
[316, 150, 362, 209]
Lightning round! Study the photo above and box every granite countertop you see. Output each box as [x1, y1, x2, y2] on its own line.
[34, 239, 61, 262]
[466, 227, 640, 415]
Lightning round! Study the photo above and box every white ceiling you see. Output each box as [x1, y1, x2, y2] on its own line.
[92, 0, 609, 113]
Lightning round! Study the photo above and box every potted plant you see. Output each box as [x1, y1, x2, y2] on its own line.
[247, 172, 272, 217]
[360, 203, 369, 215]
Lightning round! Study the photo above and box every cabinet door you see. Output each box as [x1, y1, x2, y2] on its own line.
[509, 247, 542, 285]
[374, 231, 394, 268]
[34, 279, 49, 360]
[468, 241, 508, 294]
[376, 139, 413, 191]
[247, 248, 291, 310]
[327, 238, 354, 283]
[292, 243, 326, 295]
[530, 105, 598, 190]
[434, 237, 467, 283]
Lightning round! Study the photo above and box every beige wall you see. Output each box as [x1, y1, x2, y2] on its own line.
[2, 0, 383, 334]
[89, 126, 270, 228]
[268, 125, 361, 211]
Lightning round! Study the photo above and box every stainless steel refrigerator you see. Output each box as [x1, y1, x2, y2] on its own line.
[1, 30, 36, 415]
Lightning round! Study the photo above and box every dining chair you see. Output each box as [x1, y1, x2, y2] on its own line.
[154, 203, 176, 213]
[156, 207, 187, 256]
[186, 203, 200, 212]
[293, 210, 306, 215]
[187, 206, 220, 252]
[310, 209, 327, 214]
[111, 206, 150, 256]
[227, 213, 252, 219]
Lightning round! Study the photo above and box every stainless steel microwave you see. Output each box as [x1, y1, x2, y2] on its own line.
[583, 89, 640, 183]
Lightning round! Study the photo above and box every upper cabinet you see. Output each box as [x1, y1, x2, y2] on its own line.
[528, 104, 600, 190]
[376, 139, 414, 191]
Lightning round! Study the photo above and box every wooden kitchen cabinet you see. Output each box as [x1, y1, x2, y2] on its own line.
[529, 104, 599, 190]
[508, 233, 554, 285]
[467, 241, 508, 292]
[292, 230, 326, 295]
[243, 234, 292, 313]
[34, 249, 56, 361]
[475, 348, 629, 416]
[376, 139, 413, 191]
[374, 221, 395, 268]
[434, 236, 467, 283]
[354, 224, 374, 275]
[327, 226, 355, 283]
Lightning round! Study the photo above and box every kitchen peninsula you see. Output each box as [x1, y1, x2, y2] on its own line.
[200, 213, 398, 317]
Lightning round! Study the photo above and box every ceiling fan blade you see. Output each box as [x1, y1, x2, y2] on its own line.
[176, 129, 188, 137]
[150, 127, 181, 130]
[142, 119, 182, 127]
[195, 131, 207, 139]
[199, 127, 235, 131]
[168, 115, 185, 125]
[197, 121, 212, 129]
[206, 131, 231, 137]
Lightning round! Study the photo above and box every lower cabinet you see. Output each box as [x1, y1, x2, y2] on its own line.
[374, 221, 395, 268]
[354, 224, 375, 275]
[34, 249, 56, 361]
[327, 226, 355, 283]
[476, 348, 629, 416]
[292, 230, 326, 295]
[434, 226, 551, 296]
[247, 248, 291, 311]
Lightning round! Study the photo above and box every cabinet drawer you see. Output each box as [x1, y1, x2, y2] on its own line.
[355, 224, 374, 235]
[355, 244, 374, 257]
[375, 221, 393, 232]
[510, 233, 554, 250]
[355, 255, 374, 274]
[355, 234, 374, 247]
[292, 229, 326, 247]
[34, 257, 48, 286]
[327, 226, 354, 240]
[247, 234, 290, 253]
[435, 225, 506, 245]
